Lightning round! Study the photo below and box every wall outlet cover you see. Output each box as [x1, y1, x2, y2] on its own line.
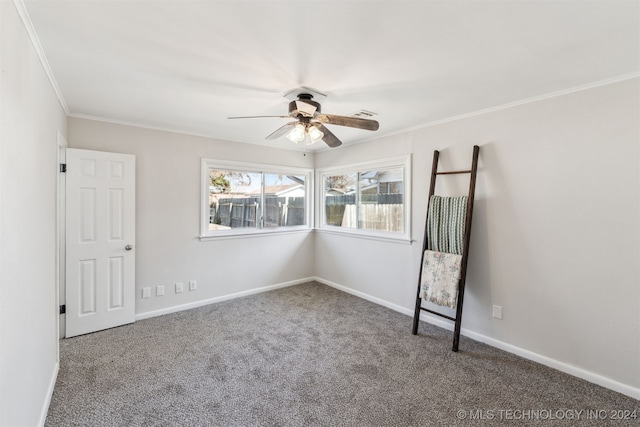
[156, 285, 165, 296]
[175, 282, 183, 293]
[492, 305, 503, 320]
[142, 287, 151, 298]
[189, 280, 197, 291]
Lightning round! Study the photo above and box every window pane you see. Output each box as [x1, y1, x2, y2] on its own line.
[209, 170, 262, 230]
[324, 173, 357, 227]
[358, 168, 404, 233]
[263, 173, 306, 228]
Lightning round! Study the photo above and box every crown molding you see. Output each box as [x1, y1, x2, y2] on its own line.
[384, 72, 640, 140]
[13, 0, 69, 114]
[312, 72, 640, 152]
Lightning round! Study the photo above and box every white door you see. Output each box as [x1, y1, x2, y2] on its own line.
[65, 148, 136, 337]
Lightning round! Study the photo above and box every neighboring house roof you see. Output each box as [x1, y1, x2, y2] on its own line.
[360, 170, 403, 183]
[248, 184, 304, 196]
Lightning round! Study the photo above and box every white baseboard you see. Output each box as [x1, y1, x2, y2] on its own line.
[313, 276, 640, 400]
[133, 275, 638, 400]
[39, 361, 59, 427]
[135, 277, 315, 321]
[461, 328, 640, 400]
[314, 277, 414, 316]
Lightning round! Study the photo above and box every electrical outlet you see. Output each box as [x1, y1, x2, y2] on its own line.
[189, 280, 197, 291]
[156, 285, 165, 297]
[142, 287, 151, 298]
[175, 282, 184, 293]
[492, 305, 503, 320]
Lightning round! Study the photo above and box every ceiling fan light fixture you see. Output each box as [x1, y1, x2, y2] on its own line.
[286, 123, 306, 143]
[307, 125, 324, 144]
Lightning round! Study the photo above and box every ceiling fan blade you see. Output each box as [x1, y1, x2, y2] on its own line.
[313, 123, 342, 148]
[317, 114, 379, 131]
[266, 122, 297, 140]
[228, 115, 290, 119]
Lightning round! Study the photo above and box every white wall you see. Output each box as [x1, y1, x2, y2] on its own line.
[67, 118, 316, 317]
[315, 78, 640, 397]
[0, 2, 67, 425]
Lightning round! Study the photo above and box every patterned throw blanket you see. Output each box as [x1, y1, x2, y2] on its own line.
[421, 195, 468, 308]
[427, 195, 468, 255]
[421, 250, 462, 309]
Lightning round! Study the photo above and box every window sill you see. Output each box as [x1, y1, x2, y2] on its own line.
[315, 227, 413, 245]
[199, 227, 312, 242]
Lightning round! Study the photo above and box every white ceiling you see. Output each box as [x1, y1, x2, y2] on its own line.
[22, 0, 639, 151]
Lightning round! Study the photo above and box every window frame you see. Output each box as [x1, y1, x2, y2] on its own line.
[200, 159, 313, 240]
[316, 155, 412, 243]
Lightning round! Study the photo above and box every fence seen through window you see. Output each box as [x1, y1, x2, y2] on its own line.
[324, 167, 404, 233]
[209, 170, 306, 231]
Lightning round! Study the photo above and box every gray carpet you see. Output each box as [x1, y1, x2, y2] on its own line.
[46, 282, 638, 426]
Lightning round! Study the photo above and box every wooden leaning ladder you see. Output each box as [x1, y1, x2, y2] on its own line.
[411, 145, 480, 352]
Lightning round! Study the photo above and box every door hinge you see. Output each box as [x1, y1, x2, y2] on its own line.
[59, 304, 66, 314]
[60, 163, 67, 173]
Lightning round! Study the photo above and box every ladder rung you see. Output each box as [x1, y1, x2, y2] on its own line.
[419, 307, 456, 322]
[436, 170, 472, 175]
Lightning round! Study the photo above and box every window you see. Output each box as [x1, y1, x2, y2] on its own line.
[201, 159, 312, 238]
[318, 155, 411, 241]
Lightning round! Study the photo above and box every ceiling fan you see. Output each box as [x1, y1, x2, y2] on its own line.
[228, 92, 379, 148]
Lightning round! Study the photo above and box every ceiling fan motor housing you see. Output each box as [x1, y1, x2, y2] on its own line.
[289, 94, 321, 118]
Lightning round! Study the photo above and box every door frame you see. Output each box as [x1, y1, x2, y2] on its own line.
[56, 132, 67, 343]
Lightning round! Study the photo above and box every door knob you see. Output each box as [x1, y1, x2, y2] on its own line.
[125, 245, 133, 251]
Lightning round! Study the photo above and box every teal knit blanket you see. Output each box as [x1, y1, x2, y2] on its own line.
[427, 195, 468, 255]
